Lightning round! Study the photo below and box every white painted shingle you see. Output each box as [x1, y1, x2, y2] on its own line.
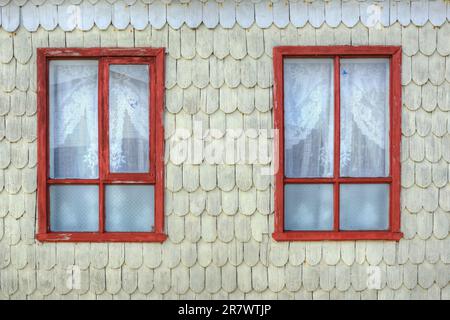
[142, 244, 162, 269]
[411, 0, 429, 26]
[289, 1, 307, 28]
[429, 0, 447, 26]
[403, 24, 420, 57]
[153, 267, 171, 294]
[36, 269, 55, 296]
[171, 264, 189, 294]
[395, 0, 408, 26]
[419, 22, 437, 56]
[305, 242, 322, 266]
[148, 0, 166, 30]
[185, 1, 202, 29]
[309, 0, 325, 28]
[437, 23, 450, 55]
[321, 243, 339, 266]
[342, 0, 360, 27]
[239, 187, 257, 216]
[1, 3, 19, 32]
[205, 264, 221, 293]
[105, 267, 121, 294]
[196, 27, 213, 60]
[235, 1, 254, 29]
[412, 52, 429, 85]
[219, 0, 235, 29]
[302, 264, 320, 292]
[319, 263, 335, 292]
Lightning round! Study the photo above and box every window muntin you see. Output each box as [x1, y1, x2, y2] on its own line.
[37, 48, 166, 242]
[273, 46, 402, 241]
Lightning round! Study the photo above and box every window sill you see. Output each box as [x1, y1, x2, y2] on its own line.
[36, 232, 167, 242]
[272, 231, 403, 241]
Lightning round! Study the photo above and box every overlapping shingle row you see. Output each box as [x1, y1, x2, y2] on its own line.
[1, 0, 450, 32]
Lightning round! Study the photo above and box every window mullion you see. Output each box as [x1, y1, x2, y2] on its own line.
[333, 56, 341, 232]
[98, 58, 108, 233]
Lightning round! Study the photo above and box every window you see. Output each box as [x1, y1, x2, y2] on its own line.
[272, 46, 402, 241]
[37, 48, 166, 242]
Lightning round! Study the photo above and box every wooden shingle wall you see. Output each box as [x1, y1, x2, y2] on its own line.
[0, 1, 449, 300]
[1, 0, 450, 32]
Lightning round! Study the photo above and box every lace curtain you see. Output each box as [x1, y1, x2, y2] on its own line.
[49, 60, 99, 178]
[49, 62, 150, 178]
[284, 59, 334, 178]
[283, 58, 389, 178]
[340, 59, 390, 177]
[109, 65, 150, 173]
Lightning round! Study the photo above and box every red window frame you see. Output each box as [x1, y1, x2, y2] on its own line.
[272, 46, 403, 241]
[36, 48, 166, 242]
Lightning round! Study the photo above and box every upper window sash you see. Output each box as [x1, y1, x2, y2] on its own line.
[102, 57, 156, 182]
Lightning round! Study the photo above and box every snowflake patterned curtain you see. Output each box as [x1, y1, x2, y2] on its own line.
[283, 58, 389, 178]
[284, 59, 334, 178]
[109, 64, 150, 173]
[49, 61, 151, 178]
[340, 58, 390, 177]
[49, 60, 99, 179]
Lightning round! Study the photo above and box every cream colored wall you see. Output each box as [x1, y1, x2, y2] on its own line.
[0, 21, 449, 300]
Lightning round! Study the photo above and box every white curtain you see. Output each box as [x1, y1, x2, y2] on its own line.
[340, 59, 390, 177]
[49, 61, 151, 178]
[49, 60, 99, 179]
[284, 59, 334, 178]
[109, 65, 150, 173]
[284, 58, 389, 178]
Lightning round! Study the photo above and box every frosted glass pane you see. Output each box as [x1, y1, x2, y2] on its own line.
[340, 59, 390, 177]
[50, 185, 99, 232]
[284, 184, 333, 231]
[284, 59, 334, 178]
[109, 65, 150, 173]
[49, 60, 99, 178]
[340, 184, 389, 230]
[105, 185, 154, 232]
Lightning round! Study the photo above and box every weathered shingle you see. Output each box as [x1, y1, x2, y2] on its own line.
[412, 53, 429, 85]
[153, 267, 170, 294]
[90, 243, 108, 269]
[429, 52, 446, 86]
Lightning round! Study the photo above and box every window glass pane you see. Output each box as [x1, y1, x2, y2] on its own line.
[340, 59, 390, 177]
[50, 185, 99, 232]
[49, 60, 99, 178]
[284, 184, 333, 231]
[105, 185, 154, 232]
[284, 59, 334, 178]
[339, 184, 389, 230]
[109, 65, 150, 173]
